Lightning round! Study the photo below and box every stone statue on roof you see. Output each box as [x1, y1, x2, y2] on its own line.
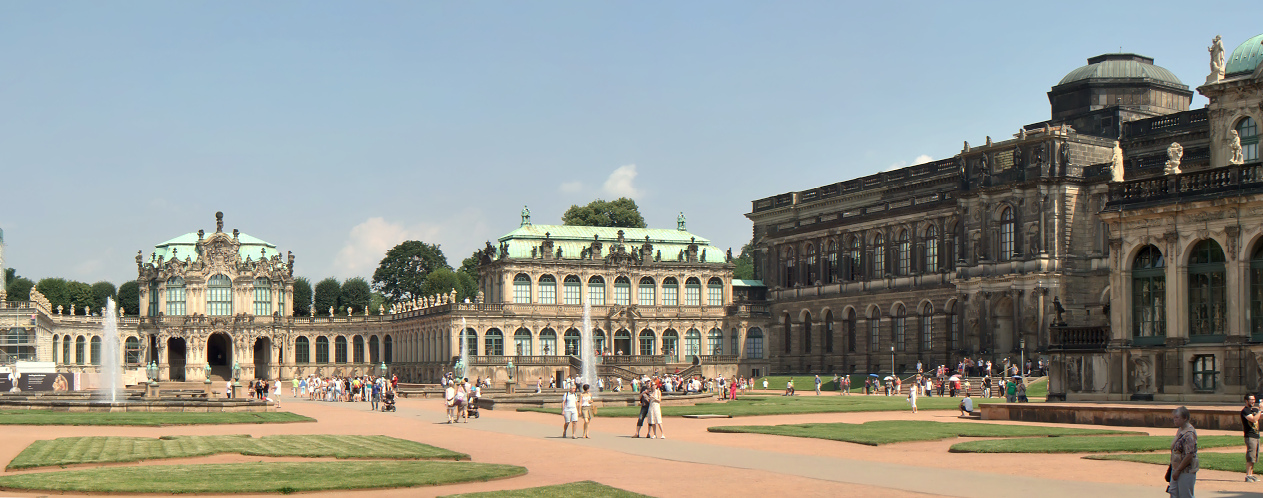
[1229, 130, 1245, 165]
[677, 212, 686, 231]
[1165, 142, 1183, 175]
[216, 211, 224, 232]
[521, 206, 531, 227]
[1110, 142, 1125, 182]
[1207, 35, 1225, 84]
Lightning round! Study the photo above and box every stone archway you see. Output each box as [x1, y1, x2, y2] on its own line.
[253, 337, 272, 380]
[167, 338, 187, 381]
[207, 333, 232, 381]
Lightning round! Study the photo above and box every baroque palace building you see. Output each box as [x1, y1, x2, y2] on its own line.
[748, 33, 1263, 401]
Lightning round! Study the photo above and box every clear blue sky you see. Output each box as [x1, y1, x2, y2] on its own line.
[1, 2, 1256, 287]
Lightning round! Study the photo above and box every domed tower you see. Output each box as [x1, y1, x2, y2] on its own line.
[1198, 33, 1263, 168]
[1047, 54, 1193, 137]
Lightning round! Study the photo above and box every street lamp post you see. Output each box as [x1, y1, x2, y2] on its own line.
[890, 345, 895, 383]
[1019, 337, 1026, 385]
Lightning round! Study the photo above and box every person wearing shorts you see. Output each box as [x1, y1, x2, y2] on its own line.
[1243, 394, 1261, 482]
[634, 387, 651, 437]
[561, 385, 579, 438]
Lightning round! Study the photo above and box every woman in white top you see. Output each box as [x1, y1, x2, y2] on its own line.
[648, 382, 665, 439]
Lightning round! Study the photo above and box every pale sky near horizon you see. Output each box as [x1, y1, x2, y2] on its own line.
[1, 2, 1257, 287]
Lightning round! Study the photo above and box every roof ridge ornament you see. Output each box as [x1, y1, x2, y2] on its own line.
[215, 211, 224, 233]
[521, 206, 531, 227]
[677, 212, 686, 231]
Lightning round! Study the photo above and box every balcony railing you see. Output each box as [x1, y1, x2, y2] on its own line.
[1108, 161, 1263, 207]
[1049, 326, 1110, 351]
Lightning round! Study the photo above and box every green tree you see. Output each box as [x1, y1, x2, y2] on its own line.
[733, 242, 755, 280]
[67, 281, 95, 315]
[313, 278, 341, 316]
[36, 278, 69, 313]
[369, 292, 386, 315]
[291, 277, 313, 316]
[561, 197, 647, 228]
[6, 277, 35, 302]
[91, 281, 117, 310]
[458, 250, 481, 283]
[117, 281, 140, 316]
[339, 277, 372, 315]
[418, 268, 477, 303]
[371, 241, 451, 304]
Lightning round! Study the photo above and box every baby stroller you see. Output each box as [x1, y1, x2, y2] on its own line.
[466, 395, 480, 419]
[380, 391, 397, 412]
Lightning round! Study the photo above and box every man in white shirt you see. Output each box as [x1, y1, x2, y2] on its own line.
[444, 384, 457, 423]
[959, 392, 974, 416]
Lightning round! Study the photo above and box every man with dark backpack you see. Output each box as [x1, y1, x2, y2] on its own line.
[633, 385, 651, 438]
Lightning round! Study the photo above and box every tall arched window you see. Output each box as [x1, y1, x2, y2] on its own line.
[295, 336, 310, 363]
[353, 335, 365, 363]
[513, 328, 533, 355]
[662, 329, 679, 360]
[254, 278, 272, 316]
[539, 328, 557, 355]
[897, 230, 910, 276]
[825, 310, 834, 353]
[924, 225, 939, 273]
[148, 282, 159, 317]
[595, 329, 606, 353]
[1189, 240, 1226, 337]
[844, 309, 856, 353]
[949, 301, 960, 350]
[684, 277, 701, 306]
[207, 275, 232, 316]
[638, 277, 656, 306]
[893, 304, 906, 351]
[784, 247, 796, 287]
[782, 313, 792, 353]
[805, 243, 818, 284]
[868, 308, 881, 352]
[460, 329, 476, 357]
[166, 277, 186, 316]
[614, 277, 631, 305]
[1133, 245, 1166, 340]
[563, 275, 582, 305]
[564, 328, 581, 355]
[921, 304, 933, 351]
[708, 328, 723, 355]
[369, 335, 381, 363]
[539, 275, 556, 304]
[639, 329, 656, 356]
[588, 276, 605, 305]
[335, 336, 348, 363]
[76, 336, 86, 365]
[615, 329, 633, 355]
[1252, 244, 1263, 336]
[663, 277, 679, 306]
[802, 312, 812, 354]
[685, 329, 702, 358]
[63, 335, 72, 365]
[1239, 117, 1259, 162]
[707, 277, 723, 306]
[53, 336, 59, 364]
[484, 329, 503, 356]
[999, 207, 1015, 261]
[316, 337, 330, 363]
[125, 336, 140, 364]
[872, 233, 886, 277]
[745, 328, 764, 359]
[847, 236, 861, 281]
[383, 335, 393, 363]
[826, 240, 838, 283]
[513, 274, 531, 303]
[90, 336, 101, 365]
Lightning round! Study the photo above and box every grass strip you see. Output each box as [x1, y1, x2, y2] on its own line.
[707, 420, 1138, 446]
[440, 480, 653, 498]
[950, 435, 1243, 453]
[0, 461, 525, 494]
[520, 395, 1004, 418]
[0, 410, 312, 426]
[8, 434, 468, 470]
[1086, 452, 1247, 473]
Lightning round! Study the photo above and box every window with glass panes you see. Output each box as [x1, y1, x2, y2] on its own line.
[869, 313, 880, 352]
[825, 311, 834, 353]
[279, 284, 285, 316]
[206, 275, 232, 316]
[745, 328, 764, 359]
[897, 231, 910, 275]
[663, 278, 679, 306]
[685, 278, 701, 305]
[845, 311, 856, 353]
[166, 277, 186, 316]
[316, 337, 329, 363]
[921, 306, 933, 351]
[638, 277, 655, 306]
[513, 328, 532, 355]
[75, 336, 85, 365]
[1188, 240, 1226, 336]
[513, 274, 531, 303]
[872, 234, 886, 277]
[62, 335, 71, 365]
[564, 329, 580, 355]
[539, 275, 556, 304]
[563, 276, 581, 305]
[588, 276, 605, 305]
[685, 329, 701, 357]
[950, 303, 959, 349]
[708, 328, 723, 354]
[924, 226, 938, 272]
[806, 243, 818, 284]
[485, 330, 503, 355]
[826, 241, 838, 283]
[383, 335, 392, 363]
[614, 277, 631, 305]
[1240, 117, 1259, 162]
[335, 336, 347, 363]
[90, 337, 101, 365]
[783, 247, 796, 287]
[295, 337, 310, 363]
[893, 305, 906, 351]
[462, 329, 477, 356]
[707, 278, 723, 306]
[539, 329, 557, 355]
[253, 278, 272, 316]
[125, 337, 140, 364]
[1132, 246, 1166, 339]
[148, 282, 159, 317]
[847, 238, 861, 280]
[639, 330, 656, 356]
[1193, 355, 1218, 391]
[999, 208, 1015, 261]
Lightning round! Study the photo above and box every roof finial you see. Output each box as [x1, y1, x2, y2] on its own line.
[215, 211, 224, 233]
[677, 212, 686, 231]
[521, 206, 531, 227]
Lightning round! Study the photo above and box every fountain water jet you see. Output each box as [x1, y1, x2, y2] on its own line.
[459, 318, 469, 380]
[580, 299, 597, 392]
[101, 298, 122, 403]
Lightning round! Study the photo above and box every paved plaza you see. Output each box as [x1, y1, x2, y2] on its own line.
[2, 395, 1262, 497]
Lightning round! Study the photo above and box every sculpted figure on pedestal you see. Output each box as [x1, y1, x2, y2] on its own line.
[1229, 130, 1245, 165]
[1165, 142, 1183, 175]
[1207, 35, 1225, 84]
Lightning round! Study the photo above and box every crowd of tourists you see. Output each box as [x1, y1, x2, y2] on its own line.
[291, 374, 398, 411]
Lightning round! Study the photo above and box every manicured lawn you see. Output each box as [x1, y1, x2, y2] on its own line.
[0, 410, 312, 426]
[0, 461, 526, 494]
[520, 394, 1003, 418]
[8, 434, 467, 469]
[950, 435, 1243, 453]
[708, 420, 1138, 446]
[440, 481, 652, 498]
[1086, 452, 1247, 473]
[1025, 378, 1048, 398]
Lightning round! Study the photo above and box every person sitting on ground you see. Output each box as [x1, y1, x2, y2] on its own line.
[784, 378, 795, 396]
[959, 392, 974, 416]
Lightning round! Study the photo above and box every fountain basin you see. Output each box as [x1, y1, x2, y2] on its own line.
[0, 392, 273, 412]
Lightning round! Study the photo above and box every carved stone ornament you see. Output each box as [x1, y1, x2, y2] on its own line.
[1229, 130, 1245, 165]
[1207, 35, 1226, 84]
[1110, 142, 1125, 182]
[1165, 142, 1183, 175]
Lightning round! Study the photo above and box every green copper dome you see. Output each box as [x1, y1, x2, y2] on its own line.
[1226, 34, 1263, 76]
[1057, 54, 1184, 87]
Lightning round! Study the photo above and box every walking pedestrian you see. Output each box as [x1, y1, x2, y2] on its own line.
[561, 384, 579, 438]
[580, 384, 594, 438]
[1168, 406, 1198, 498]
[648, 380, 664, 439]
[1243, 394, 1261, 482]
[814, 375, 822, 396]
[633, 385, 651, 437]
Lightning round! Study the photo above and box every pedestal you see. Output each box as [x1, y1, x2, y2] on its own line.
[505, 380, 516, 395]
[204, 380, 213, 397]
[145, 383, 161, 399]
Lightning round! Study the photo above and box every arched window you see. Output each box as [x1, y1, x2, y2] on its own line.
[1189, 240, 1226, 337]
[1239, 117, 1259, 162]
[846, 236, 862, 281]
[783, 247, 796, 287]
[316, 337, 330, 363]
[564, 328, 581, 355]
[745, 328, 764, 359]
[614, 329, 632, 355]
[845, 309, 856, 353]
[730, 328, 739, 356]
[685, 277, 701, 306]
[685, 329, 701, 359]
[513, 328, 533, 355]
[921, 304, 934, 351]
[254, 278, 272, 316]
[335, 336, 348, 363]
[825, 310, 834, 353]
[802, 312, 813, 353]
[353, 335, 365, 363]
[826, 240, 838, 283]
[295, 336, 310, 363]
[90, 336, 101, 365]
[595, 329, 607, 354]
[662, 329, 679, 360]
[708, 328, 723, 355]
[539, 328, 557, 355]
[663, 277, 679, 306]
[872, 233, 886, 277]
[166, 277, 186, 316]
[949, 301, 959, 350]
[614, 277, 631, 305]
[1252, 245, 1263, 336]
[539, 275, 556, 304]
[639, 277, 656, 306]
[638, 329, 656, 356]
[369, 335, 381, 363]
[924, 225, 939, 273]
[484, 329, 503, 356]
[563, 276, 582, 305]
[76, 336, 86, 365]
[707, 277, 723, 306]
[207, 275, 232, 316]
[125, 336, 140, 365]
[383, 335, 393, 363]
[999, 207, 1015, 261]
[513, 274, 531, 303]
[62, 335, 71, 365]
[1133, 245, 1166, 340]
[897, 230, 910, 276]
[805, 243, 818, 284]
[588, 276, 605, 306]
[460, 329, 476, 357]
[53, 336, 59, 364]
[893, 304, 906, 351]
[148, 282, 159, 317]
[782, 313, 792, 353]
[868, 308, 881, 352]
